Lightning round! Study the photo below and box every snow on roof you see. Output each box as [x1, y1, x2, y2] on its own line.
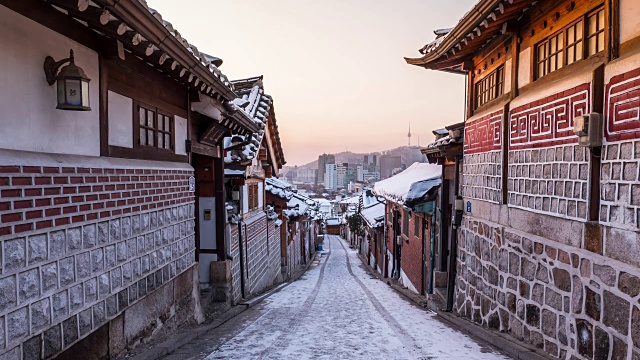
[361, 202, 385, 229]
[266, 177, 293, 200]
[373, 162, 441, 205]
[338, 195, 361, 205]
[224, 77, 273, 164]
[224, 168, 245, 176]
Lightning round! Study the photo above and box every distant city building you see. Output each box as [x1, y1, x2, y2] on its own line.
[295, 167, 316, 184]
[357, 165, 380, 182]
[336, 163, 347, 189]
[363, 154, 378, 172]
[317, 153, 335, 186]
[345, 162, 358, 185]
[379, 154, 402, 179]
[325, 163, 338, 190]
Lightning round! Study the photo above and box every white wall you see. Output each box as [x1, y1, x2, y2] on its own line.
[242, 184, 249, 215]
[0, 6, 100, 156]
[108, 91, 133, 148]
[620, 0, 640, 43]
[517, 47, 531, 89]
[258, 182, 264, 208]
[175, 115, 188, 155]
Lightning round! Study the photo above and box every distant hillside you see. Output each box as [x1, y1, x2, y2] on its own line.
[300, 146, 426, 170]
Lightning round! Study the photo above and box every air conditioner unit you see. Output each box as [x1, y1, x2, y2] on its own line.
[573, 113, 603, 148]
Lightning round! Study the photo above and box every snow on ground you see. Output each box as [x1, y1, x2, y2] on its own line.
[205, 235, 511, 360]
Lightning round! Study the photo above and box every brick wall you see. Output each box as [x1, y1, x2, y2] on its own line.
[456, 217, 640, 359]
[399, 213, 429, 295]
[0, 162, 196, 359]
[462, 110, 503, 203]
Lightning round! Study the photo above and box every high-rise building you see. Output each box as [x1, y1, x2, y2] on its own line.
[316, 153, 335, 186]
[325, 163, 338, 190]
[337, 163, 347, 189]
[363, 154, 378, 172]
[379, 154, 402, 179]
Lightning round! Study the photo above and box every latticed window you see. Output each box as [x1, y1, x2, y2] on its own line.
[537, 32, 564, 78]
[587, 8, 605, 56]
[474, 65, 504, 109]
[247, 183, 260, 211]
[138, 104, 173, 150]
[534, 6, 606, 80]
[566, 21, 584, 65]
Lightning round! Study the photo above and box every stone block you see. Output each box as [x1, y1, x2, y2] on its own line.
[209, 260, 231, 284]
[632, 306, 640, 349]
[109, 315, 125, 357]
[536, 264, 549, 283]
[0, 276, 17, 312]
[4, 238, 25, 272]
[603, 290, 630, 335]
[106, 295, 118, 318]
[105, 245, 116, 268]
[22, 335, 41, 360]
[98, 273, 110, 298]
[541, 309, 556, 338]
[546, 288, 562, 311]
[52, 290, 68, 321]
[585, 287, 601, 321]
[76, 251, 91, 280]
[41, 262, 58, 294]
[116, 241, 127, 264]
[7, 306, 28, 342]
[59, 256, 75, 287]
[612, 334, 628, 360]
[525, 304, 540, 328]
[83, 224, 96, 249]
[31, 297, 51, 332]
[18, 268, 39, 303]
[85, 277, 97, 304]
[49, 231, 66, 259]
[67, 227, 82, 253]
[558, 315, 567, 345]
[111, 267, 122, 291]
[97, 222, 108, 246]
[78, 308, 92, 336]
[552, 268, 571, 292]
[70, 283, 83, 311]
[532, 283, 544, 305]
[124, 280, 173, 342]
[593, 264, 617, 287]
[91, 248, 104, 274]
[121, 217, 131, 240]
[594, 326, 611, 360]
[127, 239, 137, 259]
[62, 315, 78, 347]
[27, 234, 47, 265]
[93, 301, 106, 327]
[110, 220, 121, 242]
[576, 319, 593, 359]
[43, 324, 62, 358]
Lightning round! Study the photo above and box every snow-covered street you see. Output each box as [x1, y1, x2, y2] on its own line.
[159, 235, 511, 360]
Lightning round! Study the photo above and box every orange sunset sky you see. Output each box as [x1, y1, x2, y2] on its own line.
[149, 0, 477, 165]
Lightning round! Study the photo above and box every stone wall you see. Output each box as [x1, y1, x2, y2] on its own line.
[229, 225, 241, 304]
[507, 145, 589, 220]
[0, 162, 196, 359]
[463, 110, 503, 203]
[455, 217, 640, 359]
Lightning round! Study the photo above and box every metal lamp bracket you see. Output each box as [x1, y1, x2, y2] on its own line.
[43, 52, 73, 86]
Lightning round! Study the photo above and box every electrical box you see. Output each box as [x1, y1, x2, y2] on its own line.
[573, 113, 603, 148]
[396, 235, 403, 246]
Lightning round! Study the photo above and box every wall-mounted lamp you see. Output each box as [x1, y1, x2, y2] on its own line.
[44, 49, 91, 111]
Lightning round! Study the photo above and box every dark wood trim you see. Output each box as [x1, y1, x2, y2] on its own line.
[501, 102, 510, 205]
[214, 157, 226, 260]
[466, 72, 474, 119]
[99, 55, 109, 157]
[609, 0, 620, 60]
[1, 0, 101, 51]
[511, 34, 520, 99]
[109, 79, 188, 120]
[589, 64, 605, 222]
[108, 146, 188, 163]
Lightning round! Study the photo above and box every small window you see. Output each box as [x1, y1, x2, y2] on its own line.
[474, 65, 504, 109]
[247, 183, 260, 211]
[403, 213, 410, 236]
[137, 104, 173, 150]
[536, 32, 564, 78]
[566, 21, 584, 65]
[414, 216, 421, 238]
[587, 8, 605, 56]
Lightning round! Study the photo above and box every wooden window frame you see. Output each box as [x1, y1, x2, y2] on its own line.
[534, 6, 606, 81]
[586, 7, 606, 57]
[247, 183, 260, 212]
[414, 215, 421, 238]
[134, 101, 175, 152]
[474, 65, 504, 109]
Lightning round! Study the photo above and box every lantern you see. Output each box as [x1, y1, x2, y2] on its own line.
[44, 49, 91, 111]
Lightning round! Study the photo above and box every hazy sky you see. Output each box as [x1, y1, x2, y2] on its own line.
[149, 0, 476, 165]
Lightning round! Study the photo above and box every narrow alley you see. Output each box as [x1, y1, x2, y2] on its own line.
[158, 235, 510, 360]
